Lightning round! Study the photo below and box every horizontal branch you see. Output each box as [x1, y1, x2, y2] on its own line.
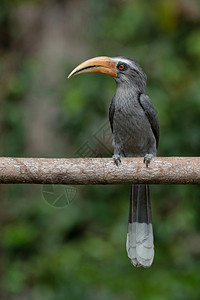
[0, 157, 199, 185]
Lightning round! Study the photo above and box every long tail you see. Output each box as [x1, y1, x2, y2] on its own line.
[126, 184, 154, 267]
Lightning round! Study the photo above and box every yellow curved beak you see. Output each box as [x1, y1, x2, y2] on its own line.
[68, 56, 117, 78]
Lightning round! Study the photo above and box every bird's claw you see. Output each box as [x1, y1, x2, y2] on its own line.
[143, 154, 153, 168]
[113, 154, 121, 166]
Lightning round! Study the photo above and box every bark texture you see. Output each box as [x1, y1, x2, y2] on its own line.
[0, 157, 199, 185]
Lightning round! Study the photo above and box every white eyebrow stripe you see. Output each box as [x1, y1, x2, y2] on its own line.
[112, 57, 140, 73]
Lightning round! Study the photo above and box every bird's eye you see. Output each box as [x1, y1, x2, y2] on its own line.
[117, 63, 128, 71]
[118, 64, 125, 70]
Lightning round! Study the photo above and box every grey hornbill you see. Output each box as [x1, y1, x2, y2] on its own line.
[68, 56, 159, 267]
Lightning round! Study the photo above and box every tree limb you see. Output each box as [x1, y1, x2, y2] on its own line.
[0, 157, 199, 185]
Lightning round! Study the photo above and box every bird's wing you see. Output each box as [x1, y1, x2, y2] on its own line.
[109, 95, 115, 133]
[139, 94, 159, 147]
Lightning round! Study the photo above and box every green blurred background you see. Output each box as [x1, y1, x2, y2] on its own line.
[1, 0, 200, 299]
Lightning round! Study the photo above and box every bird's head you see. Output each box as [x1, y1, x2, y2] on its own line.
[68, 56, 147, 92]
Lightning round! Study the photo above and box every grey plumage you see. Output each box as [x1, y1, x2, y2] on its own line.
[110, 56, 159, 267]
[68, 55, 159, 267]
[127, 184, 154, 267]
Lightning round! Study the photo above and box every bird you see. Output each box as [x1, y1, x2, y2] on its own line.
[68, 56, 159, 267]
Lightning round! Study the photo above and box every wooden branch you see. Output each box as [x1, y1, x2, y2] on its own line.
[0, 157, 199, 185]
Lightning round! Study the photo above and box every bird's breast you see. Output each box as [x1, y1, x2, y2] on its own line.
[112, 103, 156, 156]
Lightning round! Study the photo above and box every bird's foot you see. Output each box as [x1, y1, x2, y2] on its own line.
[113, 154, 121, 166]
[143, 154, 153, 168]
